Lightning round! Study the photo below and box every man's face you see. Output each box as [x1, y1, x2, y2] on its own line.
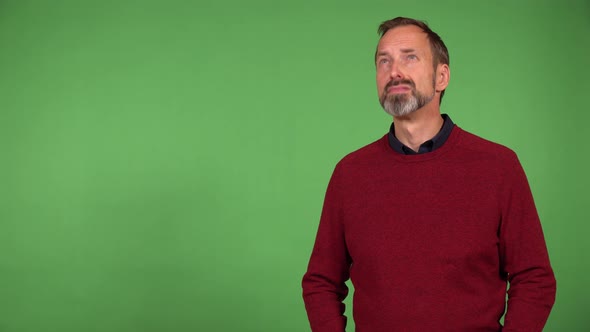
[376, 25, 437, 117]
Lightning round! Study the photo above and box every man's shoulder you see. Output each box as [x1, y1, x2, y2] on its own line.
[336, 134, 389, 168]
[456, 126, 519, 163]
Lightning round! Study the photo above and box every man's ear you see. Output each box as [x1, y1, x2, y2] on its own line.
[436, 64, 450, 92]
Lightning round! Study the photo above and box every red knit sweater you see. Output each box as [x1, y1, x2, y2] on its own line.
[302, 126, 556, 332]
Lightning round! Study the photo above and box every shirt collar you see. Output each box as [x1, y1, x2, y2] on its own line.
[387, 114, 455, 155]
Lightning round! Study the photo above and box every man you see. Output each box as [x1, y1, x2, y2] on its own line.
[302, 17, 556, 331]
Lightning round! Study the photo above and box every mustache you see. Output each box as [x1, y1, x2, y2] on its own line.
[385, 79, 415, 91]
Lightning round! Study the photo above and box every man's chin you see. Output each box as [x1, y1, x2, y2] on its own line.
[391, 93, 411, 102]
[382, 103, 415, 117]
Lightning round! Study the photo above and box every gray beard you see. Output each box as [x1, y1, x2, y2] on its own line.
[381, 83, 436, 117]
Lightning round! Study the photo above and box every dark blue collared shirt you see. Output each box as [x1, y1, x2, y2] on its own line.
[388, 114, 455, 155]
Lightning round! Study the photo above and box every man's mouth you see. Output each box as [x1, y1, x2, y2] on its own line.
[387, 85, 411, 94]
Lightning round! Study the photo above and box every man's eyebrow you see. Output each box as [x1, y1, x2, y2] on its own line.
[375, 48, 416, 58]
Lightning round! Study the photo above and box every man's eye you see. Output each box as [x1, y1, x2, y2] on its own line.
[379, 59, 389, 65]
[406, 54, 417, 60]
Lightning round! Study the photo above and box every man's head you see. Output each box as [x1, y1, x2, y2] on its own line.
[375, 17, 450, 117]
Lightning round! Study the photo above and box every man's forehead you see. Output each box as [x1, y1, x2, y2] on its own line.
[377, 25, 429, 51]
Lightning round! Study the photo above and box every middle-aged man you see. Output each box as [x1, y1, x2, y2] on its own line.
[302, 17, 556, 331]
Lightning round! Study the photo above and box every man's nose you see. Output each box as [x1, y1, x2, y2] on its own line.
[389, 62, 404, 80]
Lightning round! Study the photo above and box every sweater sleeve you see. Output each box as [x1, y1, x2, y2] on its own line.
[499, 154, 556, 331]
[302, 164, 352, 332]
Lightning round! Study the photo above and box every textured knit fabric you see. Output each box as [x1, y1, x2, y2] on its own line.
[302, 126, 556, 332]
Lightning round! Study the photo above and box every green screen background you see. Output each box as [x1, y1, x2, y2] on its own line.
[0, 0, 588, 331]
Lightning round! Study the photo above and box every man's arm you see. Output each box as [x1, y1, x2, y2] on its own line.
[499, 154, 557, 331]
[302, 164, 352, 332]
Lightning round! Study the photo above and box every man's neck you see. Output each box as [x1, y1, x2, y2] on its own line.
[392, 107, 444, 152]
